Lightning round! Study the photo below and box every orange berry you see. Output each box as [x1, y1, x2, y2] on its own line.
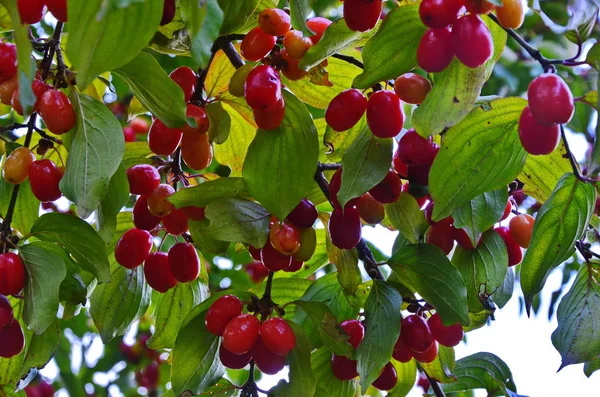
[509, 213, 534, 248]
[2, 147, 36, 184]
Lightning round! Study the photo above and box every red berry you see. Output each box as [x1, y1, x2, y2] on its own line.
[161, 208, 188, 236]
[39, 89, 76, 134]
[287, 198, 318, 228]
[219, 345, 252, 369]
[246, 261, 269, 283]
[260, 318, 296, 356]
[393, 155, 409, 178]
[169, 66, 196, 102]
[329, 207, 362, 250]
[401, 314, 433, 353]
[260, 242, 292, 271]
[0, 75, 18, 106]
[417, 27, 455, 73]
[518, 106, 560, 155]
[369, 171, 402, 204]
[147, 184, 175, 217]
[0, 295, 14, 330]
[372, 362, 398, 391]
[248, 245, 262, 261]
[527, 73, 574, 125]
[148, 119, 183, 156]
[357, 193, 385, 224]
[130, 118, 150, 135]
[285, 257, 303, 272]
[399, 130, 438, 167]
[325, 89, 368, 132]
[366, 91, 404, 138]
[419, 0, 464, 28]
[452, 14, 493, 68]
[160, 0, 175, 25]
[509, 213, 535, 248]
[464, 0, 495, 14]
[428, 313, 463, 347]
[427, 223, 455, 255]
[0, 253, 26, 296]
[181, 128, 213, 170]
[394, 73, 432, 105]
[418, 372, 431, 391]
[453, 227, 476, 250]
[244, 65, 282, 111]
[501, 200, 512, 221]
[241, 27, 277, 62]
[339, 319, 365, 349]
[143, 252, 177, 293]
[306, 17, 332, 43]
[344, 0, 382, 32]
[182, 104, 210, 135]
[269, 220, 301, 255]
[280, 49, 307, 81]
[258, 8, 291, 36]
[133, 195, 161, 231]
[402, 183, 428, 207]
[413, 340, 438, 363]
[123, 126, 136, 142]
[392, 337, 414, 363]
[18, 0, 45, 24]
[222, 314, 261, 355]
[252, 338, 286, 375]
[115, 229, 153, 269]
[12, 80, 51, 116]
[205, 295, 243, 336]
[329, 168, 360, 210]
[0, 42, 17, 80]
[127, 164, 160, 195]
[180, 206, 206, 221]
[0, 320, 24, 358]
[424, 201, 453, 227]
[46, 0, 67, 21]
[331, 354, 358, 380]
[253, 97, 285, 130]
[29, 159, 62, 202]
[168, 242, 200, 282]
[494, 226, 523, 267]
[283, 30, 313, 60]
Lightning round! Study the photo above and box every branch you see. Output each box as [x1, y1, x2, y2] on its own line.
[560, 125, 600, 183]
[213, 35, 245, 69]
[331, 53, 364, 69]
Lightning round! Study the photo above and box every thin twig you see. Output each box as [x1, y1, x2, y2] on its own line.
[560, 125, 600, 183]
[331, 53, 364, 69]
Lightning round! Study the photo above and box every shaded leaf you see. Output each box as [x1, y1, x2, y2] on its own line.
[385, 193, 428, 244]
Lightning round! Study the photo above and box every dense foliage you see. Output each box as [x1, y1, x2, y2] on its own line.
[0, 0, 599, 396]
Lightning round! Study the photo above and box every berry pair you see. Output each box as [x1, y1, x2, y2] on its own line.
[241, 9, 290, 62]
[17, 0, 67, 24]
[0, 253, 25, 360]
[206, 295, 296, 375]
[518, 74, 574, 155]
[122, 117, 150, 142]
[244, 65, 286, 130]
[393, 129, 439, 186]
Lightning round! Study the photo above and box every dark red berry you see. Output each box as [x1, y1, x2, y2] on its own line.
[246, 261, 269, 283]
[419, 0, 464, 28]
[160, 0, 176, 25]
[0, 42, 17, 80]
[285, 257, 303, 272]
[222, 314, 261, 355]
[427, 223, 454, 255]
[241, 27, 277, 62]
[180, 206, 206, 221]
[39, 89, 76, 134]
[325, 89, 367, 132]
[329, 168, 360, 210]
[148, 119, 183, 156]
[46, 0, 67, 22]
[0, 320, 24, 358]
[413, 340, 438, 363]
[169, 66, 196, 102]
[397, 129, 438, 166]
[260, 318, 296, 356]
[369, 171, 402, 204]
[18, 0, 45, 24]
[115, 229, 153, 269]
[494, 226, 523, 266]
[366, 91, 404, 138]
[205, 295, 243, 336]
[452, 14, 493, 68]
[252, 338, 286, 375]
[527, 73, 574, 125]
[428, 313, 463, 347]
[182, 104, 210, 135]
[372, 362, 397, 391]
[424, 201, 453, 227]
[244, 65, 282, 111]
[260, 242, 292, 271]
[29, 159, 62, 202]
[127, 164, 160, 195]
[339, 319, 365, 349]
[344, 0, 382, 32]
[287, 198, 318, 228]
[168, 242, 200, 282]
[143, 252, 177, 293]
[253, 97, 285, 130]
[518, 106, 560, 155]
[0, 253, 26, 296]
[329, 207, 362, 250]
[392, 337, 414, 363]
[401, 314, 433, 353]
[331, 354, 358, 380]
[133, 195, 161, 231]
[417, 27, 454, 73]
[219, 345, 252, 369]
[0, 295, 13, 330]
[453, 227, 476, 250]
[161, 208, 188, 236]
[418, 372, 431, 391]
[501, 200, 512, 221]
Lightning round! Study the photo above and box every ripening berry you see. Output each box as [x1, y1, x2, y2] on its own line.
[287, 198, 318, 228]
[527, 73, 574, 125]
[509, 213, 534, 248]
[339, 319, 365, 349]
[46, 0, 67, 22]
[501, 200, 512, 221]
[115, 228, 153, 269]
[133, 195, 161, 231]
[252, 338, 286, 375]
[180, 206, 205, 221]
[241, 27, 277, 62]
[148, 119, 183, 156]
[244, 65, 282, 111]
[222, 314, 261, 354]
[428, 313, 464, 347]
[161, 208, 188, 235]
[283, 30, 313, 60]
[417, 28, 454, 73]
[169, 66, 196, 102]
[0, 42, 17, 80]
[0, 75, 18, 106]
[258, 8, 291, 36]
[130, 117, 150, 135]
[127, 164, 161, 195]
[205, 295, 243, 336]
[147, 184, 176, 217]
[325, 89, 367, 132]
[17, 0, 45, 24]
[397, 129, 437, 166]
[229, 64, 254, 97]
[29, 159, 62, 202]
[331, 354, 358, 380]
[329, 207, 362, 250]
[518, 106, 560, 155]
[401, 314, 433, 353]
[293, 227, 317, 262]
[160, 0, 175, 25]
[357, 193, 385, 224]
[39, 89, 76, 134]
[344, 0, 382, 32]
[419, 0, 464, 28]
[280, 50, 307, 81]
[452, 15, 493, 68]
[182, 104, 209, 135]
[496, 0, 525, 29]
[0, 320, 24, 358]
[253, 97, 285, 130]
[143, 252, 177, 293]
[413, 341, 438, 363]
[269, 220, 301, 255]
[392, 337, 414, 363]
[260, 242, 292, 271]
[372, 362, 398, 391]
[366, 90, 404, 138]
[369, 171, 403, 204]
[464, 0, 495, 14]
[260, 318, 296, 355]
[219, 345, 252, 369]
[494, 226, 523, 266]
[12, 79, 52, 116]
[168, 242, 201, 282]
[306, 17, 332, 43]
[427, 223, 455, 255]
[0, 295, 13, 330]
[2, 147, 36, 185]
[181, 129, 213, 170]
[394, 73, 432, 105]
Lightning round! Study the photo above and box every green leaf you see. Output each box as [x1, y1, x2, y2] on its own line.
[172, 310, 224, 395]
[352, 4, 426, 88]
[168, 177, 249, 208]
[206, 101, 231, 144]
[188, 219, 230, 255]
[578, 90, 598, 110]
[20, 242, 67, 335]
[387, 359, 417, 397]
[412, 16, 506, 136]
[429, 97, 528, 221]
[452, 231, 508, 313]
[243, 91, 319, 220]
[385, 192, 428, 244]
[0, 179, 38, 235]
[311, 347, 358, 397]
[442, 352, 518, 396]
[60, 93, 125, 218]
[90, 264, 151, 343]
[518, 142, 571, 203]
[30, 213, 110, 282]
[551, 262, 600, 368]
[202, 197, 270, 248]
[420, 345, 457, 384]
[113, 51, 187, 128]
[289, 0, 312, 36]
[67, 0, 163, 89]
[293, 300, 354, 357]
[494, 267, 515, 310]
[214, 100, 257, 175]
[322, 117, 365, 163]
[286, 322, 317, 397]
[338, 125, 393, 208]
[148, 278, 209, 350]
[97, 163, 129, 244]
[325, 223, 361, 294]
[122, 141, 154, 169]
[180, 0, 224, 68]
[357, 280, 402, 391]
[388, 244, 469, 326]
[584, 357, 600, 378]
[521, 174, 595, 313]
[452, 189, 508, 247]
[217, 0, 260, 34]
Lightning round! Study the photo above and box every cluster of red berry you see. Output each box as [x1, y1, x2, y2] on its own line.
[119, 334, 161, 391]
[248, 198, 318, 273]
[518, 73, 574, 155]
[206, 295, 297, 375]
[17, 0, 67, 24]
[24, 380, 54, 397]
[0, 254, 25, 358]
[122, 117, 150, 142]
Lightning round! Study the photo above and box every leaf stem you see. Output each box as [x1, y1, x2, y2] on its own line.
[331, 53, 364, 69]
